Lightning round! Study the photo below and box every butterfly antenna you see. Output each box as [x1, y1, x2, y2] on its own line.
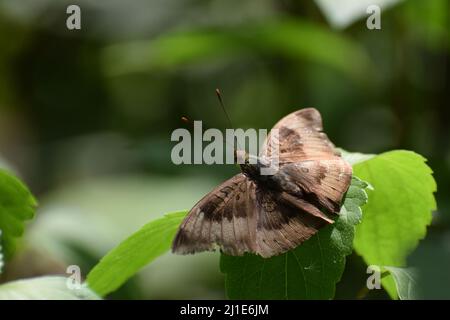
[180, 115, 239, 161]
[215, 89, 234, 130]
[215, 89, 243, 156]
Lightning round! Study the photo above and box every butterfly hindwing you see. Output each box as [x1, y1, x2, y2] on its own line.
[279, 159, 352, 213]
[253, 188, 328, 258]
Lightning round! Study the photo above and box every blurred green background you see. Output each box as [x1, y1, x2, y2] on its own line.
[0, 0, 448, 299]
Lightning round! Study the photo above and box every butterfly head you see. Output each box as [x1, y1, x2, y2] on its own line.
[237, 152, 271, 180]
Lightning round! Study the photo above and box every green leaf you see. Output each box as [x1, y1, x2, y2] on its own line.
[87, 210, 187, 297]
[352, 150, 436, 299]
[0, 169, 37, 258]
[103, 19, 374, 82]
[383, 266, 420, 300]
[0, 276, 100, 300]
[0, 231, 3, 274]
[220, 176, 369, 299]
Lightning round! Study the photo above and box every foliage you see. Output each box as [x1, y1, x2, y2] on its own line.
[0, 170, 36, 260]
[84, 149, 436, 300]
[352, 151, 436, 298]
[86, 211, 186, 297]
[0, 147, 436, 300]
[104, 19, 373, 82]
[0, 0, 445, 301]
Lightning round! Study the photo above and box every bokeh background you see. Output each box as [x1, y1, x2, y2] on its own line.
[0, 0, 448, 299]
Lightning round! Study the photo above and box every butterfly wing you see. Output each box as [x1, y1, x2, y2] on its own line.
[248, 108, 353, 257]
[173, 108, 352, 258]
[172, 173, 259, 256]
[279, 160, 352, 213]
[253, 188, 330, 258]
[262, 107, 352, 213]
[172, 172, 333, 258]
[261, 108, 341, 163]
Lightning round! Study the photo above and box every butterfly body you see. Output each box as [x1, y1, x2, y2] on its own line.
[172, 108, 352, 258]
[240, 158, 304, 201]
[239, 156, 272, 182]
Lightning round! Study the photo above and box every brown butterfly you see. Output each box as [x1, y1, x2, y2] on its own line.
[172, 108, 352, 258]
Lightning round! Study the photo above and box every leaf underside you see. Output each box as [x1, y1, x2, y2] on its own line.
[384, 266, 420, 300]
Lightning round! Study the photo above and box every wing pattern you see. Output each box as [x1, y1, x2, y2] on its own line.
[172, 108, 352, 258]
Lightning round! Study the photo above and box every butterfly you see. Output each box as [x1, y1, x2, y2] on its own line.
[172, 108, 352, 258]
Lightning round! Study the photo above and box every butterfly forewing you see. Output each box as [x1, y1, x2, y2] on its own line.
[261, 108, 341, 163]
[172, 173, 258, 256]
[262, 108, 352, 213]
